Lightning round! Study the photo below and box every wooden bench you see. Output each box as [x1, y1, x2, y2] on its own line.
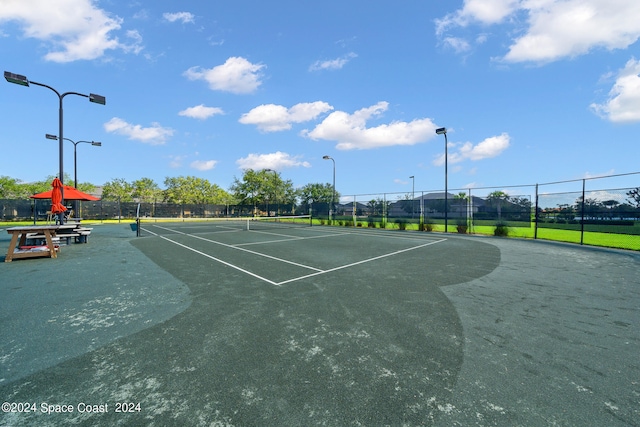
[25, 233, 61, 246]
[57, 227, 93, 244]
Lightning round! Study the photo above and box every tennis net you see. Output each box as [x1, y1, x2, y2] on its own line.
[136, 215, 312, 236]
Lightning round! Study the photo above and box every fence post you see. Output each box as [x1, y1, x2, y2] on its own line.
[580, 179, 586, 245]
[420, 191, 424, 231]
[468, 188, 473, 233]
[534, 184, 539, 240]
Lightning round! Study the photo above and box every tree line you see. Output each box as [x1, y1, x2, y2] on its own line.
[0, 169, 340, 207]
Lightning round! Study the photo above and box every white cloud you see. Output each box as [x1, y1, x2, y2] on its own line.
[590, 58, 640, 123]
[436, 0, 519, 35]
[302, 102, 437, 150]
[236, 152, 311, 170]
[0, 0, 142, 62]
[309, 52, 358, 71]
[163, 12, 195, 24]
[190, 160, 217, 171]
[239, 102, 333, 132]
[433, 133, 511, 165]
[436, 1, 640, 63]
[104, 117, 174, 145]
[442, 37, 471, 54]
[183, 57, 265, 94]
[179, 104, 224, 120]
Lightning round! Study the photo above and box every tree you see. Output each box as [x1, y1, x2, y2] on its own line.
[486, 191, 510, 220]
[297, 183, 336, 205]
[627, 188, 640, 208]
[230, 169, 296, 215]
[132, 178, 162, 203]
[0, 176, 23, 199]
[102, 178, 134, 201]
[163, 176, 229, 204]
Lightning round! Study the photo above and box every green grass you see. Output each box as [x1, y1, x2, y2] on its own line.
[311, 219, 639, 251]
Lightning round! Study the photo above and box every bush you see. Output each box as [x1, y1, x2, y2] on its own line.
[395, 218, 407, 230]
[494, 222, 509, 237]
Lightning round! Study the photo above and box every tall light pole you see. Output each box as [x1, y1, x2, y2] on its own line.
[46, 134, 101, 188]
[409, 175, 415, 219]
[5, 71, 106, 224]
[323, 155, 335, 222]
[435, 127, 448, 232]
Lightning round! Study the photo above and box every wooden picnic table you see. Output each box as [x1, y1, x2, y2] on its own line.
[4, 225, 77, 262]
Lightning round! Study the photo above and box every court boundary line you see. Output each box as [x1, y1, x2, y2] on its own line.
[142, 226, 447, 287]
[144, 229, 280, 286]
[150, 224, 324, 272]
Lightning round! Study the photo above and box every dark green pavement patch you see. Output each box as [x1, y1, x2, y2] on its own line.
[0, 231, 499, 426]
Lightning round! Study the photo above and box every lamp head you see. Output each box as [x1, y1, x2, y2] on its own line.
[89, 93, 106, 105]
[4, 71, 29, 86]
[322, 155, 332, 160]
[435, 127, 447, 135]
[92, 142, 102, 147]
[45, 134, 59, 140]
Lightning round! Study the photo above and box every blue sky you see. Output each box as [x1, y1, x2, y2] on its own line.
[1, 0, 639, 199]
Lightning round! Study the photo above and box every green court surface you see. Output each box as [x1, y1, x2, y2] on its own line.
[0, 223, 638, 426]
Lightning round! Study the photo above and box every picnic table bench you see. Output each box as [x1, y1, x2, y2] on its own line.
[4, 225, 76, 262]
[27, 226, 93, 245]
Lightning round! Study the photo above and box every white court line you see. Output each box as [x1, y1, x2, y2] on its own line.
[144, 224, 446, 287]
[276, 238, 447, 286]
[235, 231, 351, 247]
[141, 228, 279, 285]
[151, 224, 323, 272]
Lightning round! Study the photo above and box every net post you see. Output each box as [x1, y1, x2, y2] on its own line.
[136, 217, 140, 237]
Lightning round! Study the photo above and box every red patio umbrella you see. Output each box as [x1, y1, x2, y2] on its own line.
[31, 184, 100, 201]
[49, 178, 67, 215]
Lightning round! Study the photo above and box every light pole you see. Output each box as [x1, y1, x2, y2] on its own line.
[435, 127, 448, 232]
[45, 134, 102, 188]
[5, 71, 105, 224]
[409, 175, 415, 219]
[323, 155, 335, 222]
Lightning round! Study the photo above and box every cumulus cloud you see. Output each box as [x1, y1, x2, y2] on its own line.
[236, 152, 311, 170]
[436, 0, 640, 63]
[433, 133, 511, 166]
[0, 0, 142, 62]
[436, 0, 518, 34]
[309, 52, 358, 71]
[184, 57, 265, 94]
[104, 117, 174, 145]
[302, 102, 437, 150]
[178, 104, 224, 120]
[163, 12, 195, 24]
[239, 102, 334, 132]
[190, 160, 217, 171]
[591, 58, 640, 123]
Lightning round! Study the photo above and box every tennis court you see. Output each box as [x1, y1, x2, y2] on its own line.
[0, 221, 638, 426]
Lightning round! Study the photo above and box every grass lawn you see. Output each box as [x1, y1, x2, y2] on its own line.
[312, 219, 640, 251]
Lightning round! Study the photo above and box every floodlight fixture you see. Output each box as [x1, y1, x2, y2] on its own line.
[435, 127, 447, 135]
[89, 93, 106, 105]
[4, 71, 29, 86]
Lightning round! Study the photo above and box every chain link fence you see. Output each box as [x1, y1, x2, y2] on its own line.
[1, 173, 638, 250]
